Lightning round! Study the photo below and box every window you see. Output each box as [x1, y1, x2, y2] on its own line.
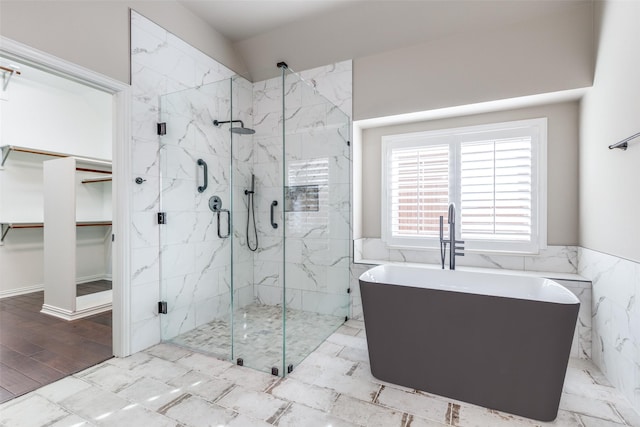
[381, 118, 546, 254]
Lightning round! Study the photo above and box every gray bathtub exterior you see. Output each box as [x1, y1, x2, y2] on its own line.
[359, 278, 579, 422]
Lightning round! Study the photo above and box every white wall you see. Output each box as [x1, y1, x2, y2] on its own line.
[0, 61, 112, 296]
[360, 101, 580, 246]
[579, 1, 640, 263]
[353, 2, 593, 121]
[1, 63, 112, 159]
[578, 0, 640, 414]
[0, 0, 247, 84]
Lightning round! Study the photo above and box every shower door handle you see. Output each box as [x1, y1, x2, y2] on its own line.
[270, 200, 278, 229]
[197, 159, 208, 193]
[217, 209, 230, 238]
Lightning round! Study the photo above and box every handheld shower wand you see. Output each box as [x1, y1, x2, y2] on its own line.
[245, 174, 258, 251]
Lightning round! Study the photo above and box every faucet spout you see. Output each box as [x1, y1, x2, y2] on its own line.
[448, 203, 455, 225]
[440, 203, 465, 270]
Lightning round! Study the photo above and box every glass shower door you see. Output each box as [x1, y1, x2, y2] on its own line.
[282, 68, 351, 373]
[156, 69, 351, 378]
[158, 79, 234, 360]
[232, 74, 286, 375]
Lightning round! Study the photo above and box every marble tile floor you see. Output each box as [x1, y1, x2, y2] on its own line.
[1, 319, 639, 427]
[170, 303, 345, 374]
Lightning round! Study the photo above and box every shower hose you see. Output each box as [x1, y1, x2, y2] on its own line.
[246, 190, 258, 251]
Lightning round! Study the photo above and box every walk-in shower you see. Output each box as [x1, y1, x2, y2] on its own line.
[157, 68, 351, 377]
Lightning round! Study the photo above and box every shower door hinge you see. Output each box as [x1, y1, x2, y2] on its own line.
[157, 122, 167, 135]
[157, 212, 166, 224]
[347, 140, 351, 146]
[347, 288, 351, 294]
[158, 301, 168, 314]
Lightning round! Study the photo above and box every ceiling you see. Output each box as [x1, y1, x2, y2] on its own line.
[179, 0, 589, 81]
[178, 0, 354, 42]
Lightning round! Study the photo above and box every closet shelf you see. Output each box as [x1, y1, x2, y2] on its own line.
[1, 145, 111, 168]
[1, 221, 112, 242]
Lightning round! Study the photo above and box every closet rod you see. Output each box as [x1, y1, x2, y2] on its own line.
[609, 131, 640, 150]
[1, 221, 112, 242]
[81, 176, 112, 184]
[76, 222, 112, 227]
[1, 66, 21, 91]
[0, 66, 21, 75]
[1, 223, 43, 243]
[1, 145, 112, 167]
[76, 167, 111, 174]
[1, 145, 67, 166]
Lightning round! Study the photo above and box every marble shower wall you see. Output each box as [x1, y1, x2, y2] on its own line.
[251, 65, 352, 317]
[158, 76, 256, 342]
[130, 12, 236, 352]
[131, 10, 354, 352]
[231, 76, 257, 311]
[579, 247, 640, 413]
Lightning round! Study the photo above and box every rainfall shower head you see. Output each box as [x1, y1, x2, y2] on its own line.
[213, 119, 256, 135]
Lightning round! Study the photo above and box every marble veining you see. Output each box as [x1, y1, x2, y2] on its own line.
[132, 11, 353, 364]
[130, 11, 236, 353]
[578, 247, 640, 414]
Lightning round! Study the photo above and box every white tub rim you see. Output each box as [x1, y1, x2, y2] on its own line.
[359, 264, 579, 305]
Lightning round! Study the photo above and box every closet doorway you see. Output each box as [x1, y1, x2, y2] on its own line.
[0, 45, 126, 403]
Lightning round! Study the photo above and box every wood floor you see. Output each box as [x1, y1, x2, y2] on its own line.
[0, 285, 113, 403]
[76, 279, 112, 296]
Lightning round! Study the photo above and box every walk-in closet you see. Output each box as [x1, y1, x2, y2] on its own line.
[0, 58, 114, 402]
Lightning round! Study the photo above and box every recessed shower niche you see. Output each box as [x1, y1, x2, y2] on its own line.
[158, 66, 351, 376]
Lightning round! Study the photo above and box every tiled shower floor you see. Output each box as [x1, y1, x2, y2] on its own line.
[169, 303, 345, 373]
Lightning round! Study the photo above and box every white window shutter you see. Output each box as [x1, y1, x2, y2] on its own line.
[388, 144, 449, 238]
[460, 137, 532, 241]
[382, 118, 545, 253]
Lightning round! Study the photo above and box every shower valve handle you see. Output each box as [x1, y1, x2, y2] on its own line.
[270, 200, 278, 229]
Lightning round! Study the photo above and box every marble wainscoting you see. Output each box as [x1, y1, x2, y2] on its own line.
[348, 263, 592, 360]
[354, 238, 578, 274]
[350, 240, 593, 359]
[130, 11, 236, 352]
[579, 247, 640, 414]
[554, 279, 592, 360]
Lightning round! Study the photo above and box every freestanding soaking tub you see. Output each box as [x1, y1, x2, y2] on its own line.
[359, 264, 579, 422]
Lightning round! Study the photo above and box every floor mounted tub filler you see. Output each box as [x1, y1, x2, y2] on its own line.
[359, 264, 580, 422]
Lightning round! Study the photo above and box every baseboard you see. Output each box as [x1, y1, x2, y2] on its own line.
[0, 284, 44, 299]
[41, 290, 112, 321]
[76, 274, 111, 284]
[1, 275, 112, 299]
